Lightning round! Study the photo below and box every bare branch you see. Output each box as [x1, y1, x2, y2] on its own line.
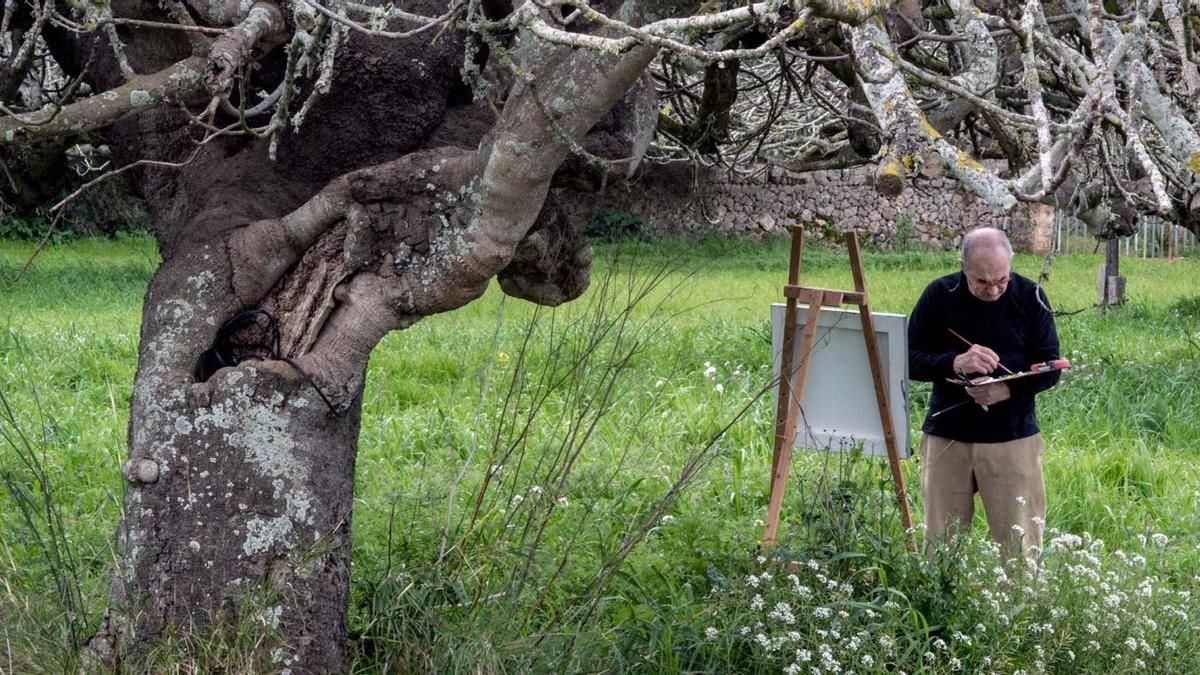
[520, 3, 811, 64]
[852, 17, 1016, 210]
[299, 0, 465, 40]
[0, 56, 207, 145]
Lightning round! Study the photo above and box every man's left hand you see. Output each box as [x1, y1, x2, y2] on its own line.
[967, 380, 1011, 406]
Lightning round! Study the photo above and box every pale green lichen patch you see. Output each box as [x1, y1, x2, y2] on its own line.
[244, 515, 294, 556]
[286, 492, 314, 525]
[187, 270, 216, 290]
[168, 67, 202, 89]
[130, 90, 154, 107]
[549, 97, 574, 115]
[224, 398, 305, 481]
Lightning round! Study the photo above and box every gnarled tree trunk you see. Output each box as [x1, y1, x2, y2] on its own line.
[106, 250, 366, 668]
[72, 2, 679, 668]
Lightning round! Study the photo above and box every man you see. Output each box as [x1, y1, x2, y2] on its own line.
[908, 227, 1061, 558]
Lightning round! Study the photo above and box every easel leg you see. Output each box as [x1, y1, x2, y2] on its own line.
[847, 233, 916, 550]
[763, 290, 824, 546]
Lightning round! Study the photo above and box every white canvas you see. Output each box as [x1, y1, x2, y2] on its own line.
[770, 303, 911, 458]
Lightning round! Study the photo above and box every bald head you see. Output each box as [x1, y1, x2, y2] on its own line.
[960, 227, 1013, 266]
[960, 228, 1013, 302]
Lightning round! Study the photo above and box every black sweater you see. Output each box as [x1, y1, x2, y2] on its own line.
[908, 271, 1061, 443]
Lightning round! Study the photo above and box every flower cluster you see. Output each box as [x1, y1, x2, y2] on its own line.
[699, 528, 1199, 673]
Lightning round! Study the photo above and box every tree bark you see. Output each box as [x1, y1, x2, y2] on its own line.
[89, 239, 368, 672]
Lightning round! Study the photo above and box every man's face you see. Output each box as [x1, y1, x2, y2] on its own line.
[962, 249, 1011, 302]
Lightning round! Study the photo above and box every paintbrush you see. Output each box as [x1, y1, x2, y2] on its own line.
[947, 327, 1014, 375]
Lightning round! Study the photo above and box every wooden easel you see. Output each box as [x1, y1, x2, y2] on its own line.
[762, 228, 915, 550]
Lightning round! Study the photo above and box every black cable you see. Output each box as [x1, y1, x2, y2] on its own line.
[193, 309, 338, 415]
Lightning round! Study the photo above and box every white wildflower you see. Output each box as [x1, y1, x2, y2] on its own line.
[750, 594, 764, 610]
[660, 514, 674, 524]
[1015, 495, 1026, 505]
[715, 383, 724, 394]
[1152, 533, 1170, 547]
[704, 627, 718, 641]
[556, 496, 569, 508]
[769, 602, 796, 625]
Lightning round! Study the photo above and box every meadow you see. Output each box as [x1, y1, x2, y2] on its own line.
[1, 234, 1199, 673]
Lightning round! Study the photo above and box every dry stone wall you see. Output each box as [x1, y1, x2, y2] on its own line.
[557, 161, 1035, 250]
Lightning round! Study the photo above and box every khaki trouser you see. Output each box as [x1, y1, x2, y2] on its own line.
[921, 433, 1046, 559]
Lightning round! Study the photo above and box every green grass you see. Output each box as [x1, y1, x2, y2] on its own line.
[2, 235, 1199, 672]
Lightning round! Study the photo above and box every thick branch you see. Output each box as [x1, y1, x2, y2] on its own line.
[0, 56, 207, 145]
[852, 17, 1016, 211]
[227, 174, 355, 306]
[1020, 0, 1054, 194]
[206, 2, 287, 95]
[1161, 0, 1200, 96]
[924, 0, 1000, 132]
[0, 0, 47, 102]
[1132, 60, 1200, 176]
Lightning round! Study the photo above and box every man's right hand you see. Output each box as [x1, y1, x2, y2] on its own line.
[953, 344, 1000, 375]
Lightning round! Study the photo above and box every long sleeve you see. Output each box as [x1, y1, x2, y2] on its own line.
[1007, 286, 1061, 400]
[908, 282, 957, 382]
